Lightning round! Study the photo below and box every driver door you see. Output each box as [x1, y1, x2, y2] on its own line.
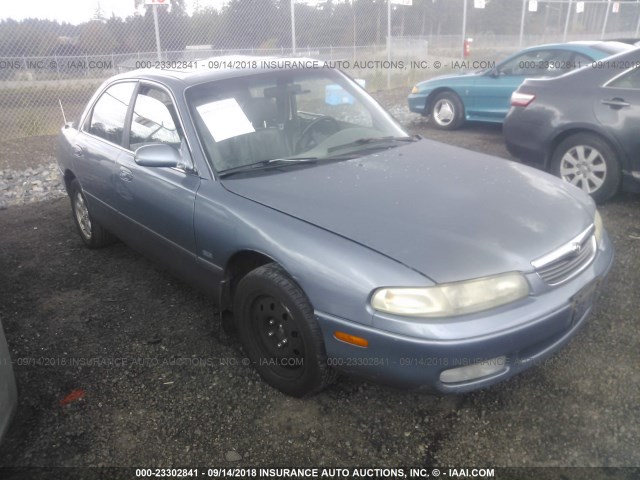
[113, 83, 201, 271]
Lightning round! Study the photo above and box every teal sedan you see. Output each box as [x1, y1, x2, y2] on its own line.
[408, 41, 632, 130]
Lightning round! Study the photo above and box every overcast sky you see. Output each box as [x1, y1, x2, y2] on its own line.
[0, 0, 228, 25]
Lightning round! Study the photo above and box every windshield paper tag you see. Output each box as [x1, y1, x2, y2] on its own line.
[196, 98, 255, 142]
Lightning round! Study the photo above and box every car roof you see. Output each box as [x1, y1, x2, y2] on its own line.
[605, 38, 640, 45]
[111, 56, 327, 88]
[505, 41, 633, 63]
[568, 40, 634, 54]
[522, 40, 629, 51]
[551, 45, 640, 82]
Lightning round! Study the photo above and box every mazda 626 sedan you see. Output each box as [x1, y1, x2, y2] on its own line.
[57, 60, 614, 396]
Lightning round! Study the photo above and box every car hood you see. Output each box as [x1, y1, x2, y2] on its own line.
[221, 140, 594, 283]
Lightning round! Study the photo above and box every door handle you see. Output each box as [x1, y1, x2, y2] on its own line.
[72, 145, 84, 157]
[601, 98, 630, 109]
[118, 167, 133, 182]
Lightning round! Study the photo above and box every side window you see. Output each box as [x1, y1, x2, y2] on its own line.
[607, 67, 640, 89]
[499, 50, 574, 77]
[573, 53, 595, 68]
[88, 82, 135, 146]
[129, 86, 182, 151]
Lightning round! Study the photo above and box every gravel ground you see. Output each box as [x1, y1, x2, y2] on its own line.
[0, 90, 639, 478]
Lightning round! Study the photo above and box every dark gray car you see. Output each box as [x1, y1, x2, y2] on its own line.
[0, 319, 17, 442]
[504, 47, 640, 203]
[57, 61, 614, 396]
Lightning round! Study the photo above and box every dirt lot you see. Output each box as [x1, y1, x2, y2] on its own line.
[0, 91, 639, 478]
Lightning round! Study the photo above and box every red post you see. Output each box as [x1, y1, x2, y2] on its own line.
[463, 38, 472, 58]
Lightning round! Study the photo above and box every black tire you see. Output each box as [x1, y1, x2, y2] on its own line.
[233, 263, 337, 397]
[69, 179, 115, 248]
[429, 91, 465, 130]
[550, 133, 621, 204]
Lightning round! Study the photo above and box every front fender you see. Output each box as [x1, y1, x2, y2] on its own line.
[194, 180, 431, 326]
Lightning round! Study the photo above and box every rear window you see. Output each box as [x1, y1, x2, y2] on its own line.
[88, 82, 135, 146]
[592, 42, 635, 55]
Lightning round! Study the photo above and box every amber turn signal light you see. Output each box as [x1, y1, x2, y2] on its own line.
[334, 331, 369, 348]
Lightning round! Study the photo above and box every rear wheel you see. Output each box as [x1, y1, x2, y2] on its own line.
[69, 179, 114, 248]
[550, 133, 621, 203]
[233, 263, 336, 397]
[430, 92, 465, 130]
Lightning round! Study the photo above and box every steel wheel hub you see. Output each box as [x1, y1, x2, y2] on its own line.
[251, 295, 304, 371]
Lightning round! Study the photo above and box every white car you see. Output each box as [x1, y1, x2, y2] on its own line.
[0, 319, 17, 442]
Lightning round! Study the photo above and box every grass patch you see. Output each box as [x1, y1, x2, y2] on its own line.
[0, 82, 99, 139]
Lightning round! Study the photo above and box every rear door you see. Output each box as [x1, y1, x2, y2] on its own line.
[75, 81, 137, 228]
[594, 66, 640, 173]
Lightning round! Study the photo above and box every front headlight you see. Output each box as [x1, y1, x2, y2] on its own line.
[411, 85, 420, 94]
[594, 209, 603, 246]
[371, 272, 529, 318]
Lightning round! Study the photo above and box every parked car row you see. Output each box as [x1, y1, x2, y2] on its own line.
[408, 41, 631, 129]
[409, 41, 640, 203]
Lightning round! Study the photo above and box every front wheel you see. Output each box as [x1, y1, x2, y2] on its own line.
[550, 133, 621, 203]
[233, 263, 336, 397]
[69, 179, 114, 248]
[429, 92, 465, 130]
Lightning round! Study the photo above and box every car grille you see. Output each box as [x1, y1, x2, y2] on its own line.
[531, 225, 596, 286]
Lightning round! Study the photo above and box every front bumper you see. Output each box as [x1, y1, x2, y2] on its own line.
[316, 233, 614, 393]
[408, 93, 429, 114]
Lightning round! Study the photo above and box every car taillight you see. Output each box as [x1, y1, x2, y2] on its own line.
[511, 92, 536, 107]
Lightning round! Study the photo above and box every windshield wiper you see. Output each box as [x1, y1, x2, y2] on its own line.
[326, 135, 418, 155]
[218, 136, 420, 177]
[218, 157, 318, 178]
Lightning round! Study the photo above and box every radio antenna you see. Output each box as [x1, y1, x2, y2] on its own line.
[58, 98, 67, 124]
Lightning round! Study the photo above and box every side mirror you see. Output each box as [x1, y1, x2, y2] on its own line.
[489, 67, 500, 78]
[134, 143, 181, 168]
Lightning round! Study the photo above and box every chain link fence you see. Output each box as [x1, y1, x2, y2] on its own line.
[1, 0, 640, 142]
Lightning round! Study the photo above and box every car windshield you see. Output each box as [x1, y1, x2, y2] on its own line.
[186, 68, 409, 174]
